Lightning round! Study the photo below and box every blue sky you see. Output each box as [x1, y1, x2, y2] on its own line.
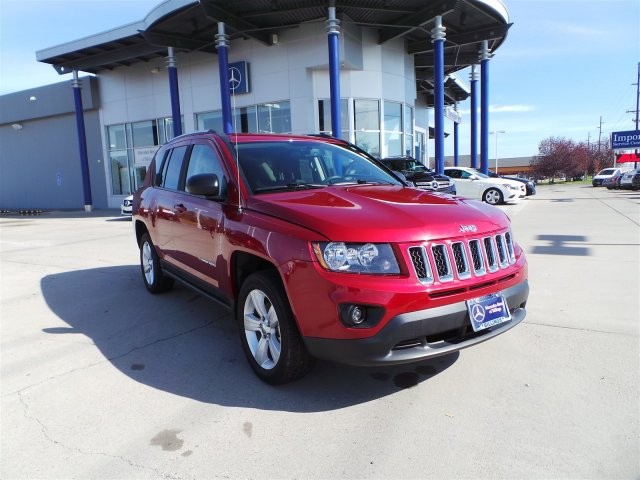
[1, 0, 639, 159]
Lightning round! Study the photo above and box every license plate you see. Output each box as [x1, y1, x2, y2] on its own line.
[466, 293, 512, 332]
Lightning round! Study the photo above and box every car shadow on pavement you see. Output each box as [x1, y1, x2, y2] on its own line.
[40, 265, 458, 412]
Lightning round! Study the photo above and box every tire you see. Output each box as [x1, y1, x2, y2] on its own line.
[237, 271, 312, 384]
[483, 188, 504, 205]
[139, 233, 174, 293]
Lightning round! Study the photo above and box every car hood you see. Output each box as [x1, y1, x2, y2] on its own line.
[246, 185, 508, 242]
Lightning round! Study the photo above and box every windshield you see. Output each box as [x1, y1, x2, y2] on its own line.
[236, 141, 402, 193]
[597, 169, 616, 175]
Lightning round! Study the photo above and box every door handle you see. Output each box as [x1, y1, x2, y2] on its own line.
[173, 203, 187, 214]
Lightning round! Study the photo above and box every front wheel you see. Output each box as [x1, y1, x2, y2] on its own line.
[139, 233, 174, 293]
[483, 188, 504, 205]
[237, 271, 312, 384]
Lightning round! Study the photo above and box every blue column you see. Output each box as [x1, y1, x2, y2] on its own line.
[431, 16, 446, 175]
[215, 22, 233, 134]
[72, 71, 93, 212]
[327, 6, 342, 138]
[167, 47, 182, 137]
[480, 41, 491, 175]
[469, 65, 479, 169]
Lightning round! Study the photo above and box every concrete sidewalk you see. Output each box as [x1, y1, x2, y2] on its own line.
[1, 184, 638, 479]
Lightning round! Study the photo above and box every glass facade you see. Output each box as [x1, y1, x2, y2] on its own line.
[340, 99, 415, 159]
[318, 99, 349, 140]
[383, 101, 402, 157]
[196, 101, 290, 133]
[404, 105, 414, 157]
[354, 99, 381, 158]
[106, 99, 415, 198]
[107, 117, 180, 195]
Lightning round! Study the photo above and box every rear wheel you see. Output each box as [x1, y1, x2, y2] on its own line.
[139, 233, 174, 293]
[483, 188, 504, 205]
[237, 271, 312, 384]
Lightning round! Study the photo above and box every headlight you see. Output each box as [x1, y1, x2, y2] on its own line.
[503, 183, 518, 190]
[312, 242, 400, 274]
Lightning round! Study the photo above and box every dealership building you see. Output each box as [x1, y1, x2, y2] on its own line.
[0, 0, 513, 211]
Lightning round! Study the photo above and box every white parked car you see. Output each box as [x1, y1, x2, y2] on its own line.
[443, 167, 526, 205]
[121, 195, 133, 216]
[592, 168, 623, 187]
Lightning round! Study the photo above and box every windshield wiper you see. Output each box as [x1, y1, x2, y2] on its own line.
[253, 182, 324, 193]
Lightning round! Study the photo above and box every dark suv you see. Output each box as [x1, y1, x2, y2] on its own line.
[133, 131, 529, 384]
[379, 156, 455, 194]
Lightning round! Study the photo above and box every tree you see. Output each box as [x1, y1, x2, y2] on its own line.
[588, 140, 614, 174]
[532, 137, 614, 181]
[532, 137, 574, 182]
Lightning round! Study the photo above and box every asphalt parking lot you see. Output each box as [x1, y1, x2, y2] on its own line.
[1, 184, 638, 479]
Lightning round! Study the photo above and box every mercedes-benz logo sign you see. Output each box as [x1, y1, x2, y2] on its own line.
[471, 303, 485, 323]
[229, 66, 241, 91]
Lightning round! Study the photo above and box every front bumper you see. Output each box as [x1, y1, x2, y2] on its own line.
[303, 280, 528, 366]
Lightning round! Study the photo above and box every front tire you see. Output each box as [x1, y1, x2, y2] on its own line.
[483, 187, 504, 205]
[237, 271, 312, 384]
[139, 233, 174, 293]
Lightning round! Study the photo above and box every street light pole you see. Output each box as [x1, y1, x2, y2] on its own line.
[489, 130, 505, 174]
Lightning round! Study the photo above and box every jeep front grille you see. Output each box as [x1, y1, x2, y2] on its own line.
[409, 230, 516, 284]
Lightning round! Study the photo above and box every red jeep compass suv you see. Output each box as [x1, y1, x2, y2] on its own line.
[133, 132, 529, 384]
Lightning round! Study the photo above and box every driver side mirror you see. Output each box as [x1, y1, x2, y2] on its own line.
[186, 173, 226, 200]
[469, 174, 480, 180]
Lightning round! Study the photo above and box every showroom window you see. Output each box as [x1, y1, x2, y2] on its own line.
[383, 101, 402, 157]
[196, 101, 290, 134]
[318, 99, 349, 140]
[404, 104, 414, 157]
[107, 116, 181, 195]
[354, 99, 380, 158]
[131, 120, 160, 147]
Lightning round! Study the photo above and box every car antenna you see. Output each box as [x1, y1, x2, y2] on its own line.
[231, 90, 243, 213]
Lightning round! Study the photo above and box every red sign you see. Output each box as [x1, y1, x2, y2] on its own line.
[617, 153, 640, 163]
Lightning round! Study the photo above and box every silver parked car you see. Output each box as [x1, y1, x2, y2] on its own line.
[620, 169, 640, 190]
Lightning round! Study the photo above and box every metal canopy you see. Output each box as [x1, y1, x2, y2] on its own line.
[36, 0, 511, 105]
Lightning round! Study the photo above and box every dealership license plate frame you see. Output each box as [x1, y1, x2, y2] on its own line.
[466, 293, 512, 332]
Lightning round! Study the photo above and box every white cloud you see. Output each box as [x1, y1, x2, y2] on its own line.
[490, 105, 536, 113]
[458, 104, 536, 115]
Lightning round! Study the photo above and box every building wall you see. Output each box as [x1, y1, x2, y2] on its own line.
[1, 21, 423, 210]
[97, 21, 417, 207]
[98, 22, 413, 129]
[446, 154, 535, 175]
[0, 78, 107, 210]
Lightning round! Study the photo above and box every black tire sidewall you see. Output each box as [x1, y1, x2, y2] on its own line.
[139, 233, 172, 293]
[237, 271, 311, 384]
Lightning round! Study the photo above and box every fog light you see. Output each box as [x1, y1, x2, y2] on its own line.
[338, 303, 384, 328]
[349, 305, 364, 325]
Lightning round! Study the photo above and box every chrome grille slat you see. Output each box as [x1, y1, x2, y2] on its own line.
[469, 239, 486, 276]
[409, 230, 515, 282]
[451, 242, 471, 279]
[484, 237, 499, 273]
[431, 244, 453, 282]
[495, 234, 509, 268]
[408, 246, 433, 284]
[505, 231, 516, 264]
